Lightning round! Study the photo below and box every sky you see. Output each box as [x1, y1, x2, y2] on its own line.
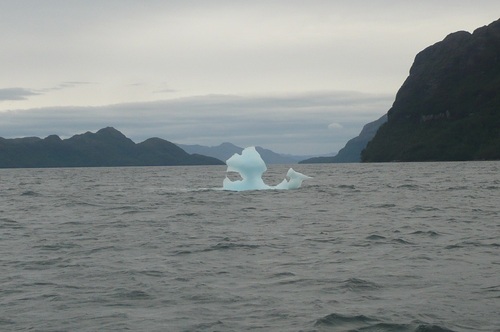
[1, 1, 499, 155]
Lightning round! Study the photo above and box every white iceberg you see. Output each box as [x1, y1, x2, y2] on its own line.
[222, 146, 311, 191]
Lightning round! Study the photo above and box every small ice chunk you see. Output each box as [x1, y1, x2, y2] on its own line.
[275, 168, 312, 190]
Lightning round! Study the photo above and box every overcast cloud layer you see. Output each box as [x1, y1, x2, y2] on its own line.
[1, 1, 500, 154]
[0, 92, 393, 155]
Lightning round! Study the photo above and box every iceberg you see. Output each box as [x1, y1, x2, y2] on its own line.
[222, 146, 311, 191]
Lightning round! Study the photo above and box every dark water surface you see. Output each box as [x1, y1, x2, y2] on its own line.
[1, 162, 499, 331]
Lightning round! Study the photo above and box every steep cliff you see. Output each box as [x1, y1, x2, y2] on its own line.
[362, 19, 500, 162]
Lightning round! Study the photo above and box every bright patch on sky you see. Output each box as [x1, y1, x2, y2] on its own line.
[328, 122, 343, 130]
[223, 147, 311, 191]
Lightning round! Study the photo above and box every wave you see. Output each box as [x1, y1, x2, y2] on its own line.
[314, 313, 375, 328]
[314, 313, 455, 331]
[391, 238, 415, 245]
[480, 284, 500, 299]
[446, 186, 469, 191]
[112, 289, 152, 301]
[397, 184, 421, 190]
[170, 239, 261, 256]
[0, 217, 23, 229]
[410, 230, 441, 237]
[410, 205, 441, 212]
[363, 235, 414, 246]
[365, 234, 386, 241]
[341, 278, 381, 291]
[188, 320, 225, 331]
[483, 185, 499, 190]
[369, 203, 397, 208]
[156, 187, 221, 194]
[20, 190, 40, 196]
[270, 271, 296, 278]
[338, 184, 356, 190]
[33, 242, 80, 251]
[203, 241, 259, 252]
[0, 318, 16, 326]
[445, 241, 500, 250]
[16, 257, 65, 270]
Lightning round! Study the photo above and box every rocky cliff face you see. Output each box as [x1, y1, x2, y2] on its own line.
[362, 19, 500, 162]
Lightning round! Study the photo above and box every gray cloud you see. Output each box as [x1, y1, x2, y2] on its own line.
[3, 1, 500, 111]
[0, 91, 392, 154]
[153, 88, 177, 94]
[0, 88, 39, 101]
[33, 82, 92, 94]
[0, 82, 93, 102]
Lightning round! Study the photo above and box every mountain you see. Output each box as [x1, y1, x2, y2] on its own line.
[177, 142, 301, 164]
[255, 146, 300, 164]
[0, 127, 224, 168]
[300, 115, 387, 163]
[362, 19, 500, 162]
[176, 142, 241, 162]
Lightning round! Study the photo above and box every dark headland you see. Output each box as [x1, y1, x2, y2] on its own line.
[301, 18, 500, 164]
[0, 127, 224, 168]
[362, 18, 500, 162]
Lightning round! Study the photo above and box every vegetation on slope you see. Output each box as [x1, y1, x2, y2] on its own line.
[362, 19, 500, 162]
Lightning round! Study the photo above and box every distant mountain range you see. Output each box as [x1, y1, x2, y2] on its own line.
[300, 115, 387, 163]
[0, 127, 331, 168]
[362, 18, 500, 161]
[176, 142, 333, 164]
[0, 127, 224, 168]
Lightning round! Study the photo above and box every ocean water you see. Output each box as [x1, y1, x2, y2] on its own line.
[1, 162, 499, 332]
